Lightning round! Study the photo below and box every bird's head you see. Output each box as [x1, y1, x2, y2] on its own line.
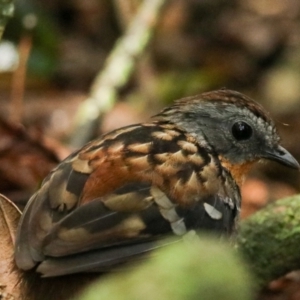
[156, 89, 299, 170]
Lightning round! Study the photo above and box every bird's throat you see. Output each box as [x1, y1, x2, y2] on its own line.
[218, 156, 256, 187]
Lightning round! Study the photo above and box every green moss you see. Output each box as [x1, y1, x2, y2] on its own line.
[78, 236, 253, 300]
[237, 195, 300, 284]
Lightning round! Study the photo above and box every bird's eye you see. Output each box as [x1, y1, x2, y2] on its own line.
[232, 121, 253, 141]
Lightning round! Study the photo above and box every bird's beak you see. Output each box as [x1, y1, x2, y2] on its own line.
[263, 145, 300, 170]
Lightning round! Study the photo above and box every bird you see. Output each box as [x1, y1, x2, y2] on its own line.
[14, 89, 299, 277]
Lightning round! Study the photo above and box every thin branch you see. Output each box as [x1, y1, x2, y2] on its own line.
[69, 0, 167, 148]
[10, 34, 32, 123]
[113, 0, 141, 29]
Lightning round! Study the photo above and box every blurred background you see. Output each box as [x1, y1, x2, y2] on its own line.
[1, 0, 300, 216]
[1, 0, 300, 298]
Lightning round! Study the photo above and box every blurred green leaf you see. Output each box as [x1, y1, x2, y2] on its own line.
[157, 69, 224, 105]
[0, 0, 14, 39]
[4, 0, 59, 78]
[77, 235, 253, 300]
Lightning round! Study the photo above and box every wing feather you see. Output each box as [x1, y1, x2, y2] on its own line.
[37, 239, 180, 277]
[15, 123, 241, 276]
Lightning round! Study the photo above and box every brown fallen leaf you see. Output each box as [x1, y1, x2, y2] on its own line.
[0, 117, 69, 209]
[0, 193, 101, 300]
[0, 193, 22, 299]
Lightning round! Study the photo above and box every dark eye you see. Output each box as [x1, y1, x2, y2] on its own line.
[232, 121, 253, 140]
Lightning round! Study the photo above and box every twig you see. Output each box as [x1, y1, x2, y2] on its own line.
[69, 0, 167, 148]
[10, 13, 37, 123]
[10, 33, 32, 123]
[113, 0, 141, 29]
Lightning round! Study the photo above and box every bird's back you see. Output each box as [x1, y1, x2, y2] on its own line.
[15, 121, 240, 277]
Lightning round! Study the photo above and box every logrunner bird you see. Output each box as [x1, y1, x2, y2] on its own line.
[15, 89, 299, 277]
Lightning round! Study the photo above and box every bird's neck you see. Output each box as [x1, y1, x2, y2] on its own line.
[218, 156, 256, 187]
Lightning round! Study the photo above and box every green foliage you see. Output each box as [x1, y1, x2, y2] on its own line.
[4, 0, 59, 77]
[156, 69, 225, 105]
[77, 235, 253, 300]
[0, 0, 14, 39]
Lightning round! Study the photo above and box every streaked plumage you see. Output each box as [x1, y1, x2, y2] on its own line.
[15, 89, 299, 277]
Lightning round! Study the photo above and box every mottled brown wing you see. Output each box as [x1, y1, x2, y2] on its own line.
[15, 122, 240, 277]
